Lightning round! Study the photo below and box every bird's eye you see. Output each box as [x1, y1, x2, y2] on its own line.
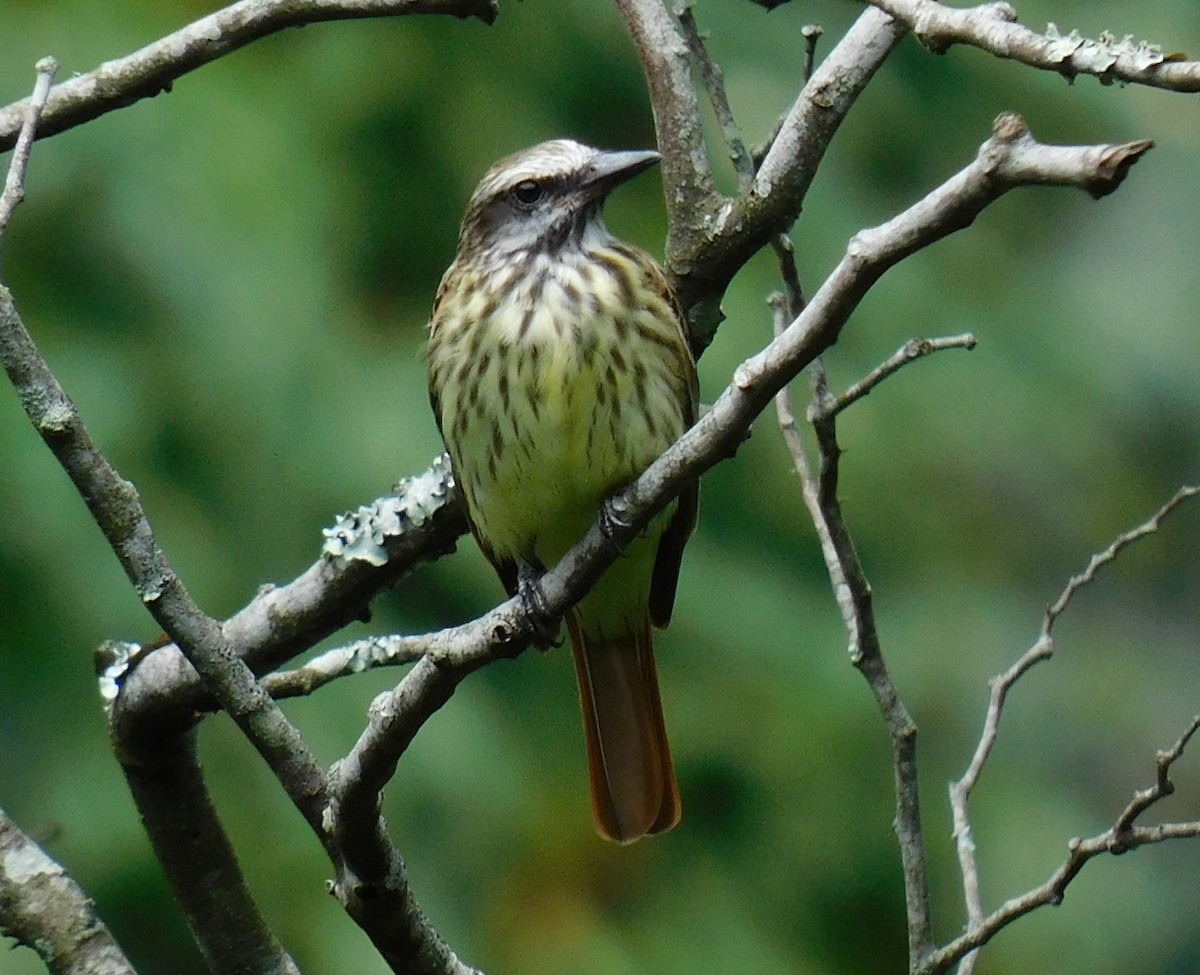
[511, 180, 545, 208]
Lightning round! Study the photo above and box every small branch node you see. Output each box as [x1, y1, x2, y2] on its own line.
[801, 23, 824, 81]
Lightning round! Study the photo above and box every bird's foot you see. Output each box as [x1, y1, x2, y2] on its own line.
[517, 561, 561, 650]
[599, 493, 633, 546]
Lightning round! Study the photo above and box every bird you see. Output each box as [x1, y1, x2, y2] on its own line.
[426, 139, 698, 843]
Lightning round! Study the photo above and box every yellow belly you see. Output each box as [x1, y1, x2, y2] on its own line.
[428, 245, 693, 636]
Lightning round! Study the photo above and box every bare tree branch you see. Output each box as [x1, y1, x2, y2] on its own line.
[814, 333, 978, 419]
[678, 7, 908, 344]
[777, 331, 1025, 972]
[224, 118, 1158, 841]
[0, 805, 137, 975]
[0, 6, 1167, 962]
[0, 280, 481, 973]
[766, 116, 1152, 970]
[613, 0, 723, 310]
[860, 0, 1200, 92]
[0, 0, 497, 153]
[675, 1, 755, 190]
[776, 325, 938, 967]
[120, 736, 301, 975]
[109, 461, 466, 738]
[930, 714, 1200, 975]
[260, 634, 435, 700]
[1045, 485, 1200, 625]
[0, 58, 57, 238]
[1113, 713, 1200, 840]
[770, 235, 807, 318]
[0, 278, 317, 971]
[3, 73, 306, 970]
[0, 288, 326, 805]
[947, 485, 1200, 975]
[0, 169, 477, 975]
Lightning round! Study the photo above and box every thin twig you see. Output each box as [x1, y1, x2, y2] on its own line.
[750, 22, 823, 169]
[260, 633, 435, 700]
[1113, 714, 1200, 840]
[812, 372, 934, 968]
[773, 307, 936, 967]
[1045, 485, 1200, 627]
[771, 295, 816, 490]
[759, 28, 819, 324]
[770, 235, 807, 318]
[929, 714, 1200, 975]
[773, 305, 939, 963]
[947, 485, 1200, 975]
[812, 333, 978, 420]
[675, 0, 755, 190]
[0, 0, 496, 152]
[0, 58, 58, 240]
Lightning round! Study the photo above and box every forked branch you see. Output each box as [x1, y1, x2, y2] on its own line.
[324, 119, 1151, 965]
[946, 486, 1200, 975]
[931, 713, 1200, 975]
[773, 320, 979, 968]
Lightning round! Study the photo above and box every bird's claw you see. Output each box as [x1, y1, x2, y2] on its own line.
[517, 561, 560, 649]
[599, 494, 632, 545]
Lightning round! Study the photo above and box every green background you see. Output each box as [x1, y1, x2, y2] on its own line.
[2, 1, 1198, 973]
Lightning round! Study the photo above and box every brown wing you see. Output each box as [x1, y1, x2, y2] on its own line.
[642, 257, 699, 630]
[649, 475, 697, 628]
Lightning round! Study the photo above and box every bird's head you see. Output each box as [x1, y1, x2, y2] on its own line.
[455, 139, 660, 263]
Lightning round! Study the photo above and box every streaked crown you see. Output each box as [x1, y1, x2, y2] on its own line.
[455, 139, 661, 264]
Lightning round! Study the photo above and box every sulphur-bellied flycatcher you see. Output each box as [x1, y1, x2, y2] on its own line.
[427, 140, 698, 843]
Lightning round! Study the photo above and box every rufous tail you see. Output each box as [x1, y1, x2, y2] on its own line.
[567, 616, 680, 843]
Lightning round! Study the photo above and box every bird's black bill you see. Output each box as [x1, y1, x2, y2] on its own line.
[581, 149, 661, 198]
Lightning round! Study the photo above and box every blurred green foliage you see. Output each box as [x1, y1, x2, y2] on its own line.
[2, 2, 1199, 974]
